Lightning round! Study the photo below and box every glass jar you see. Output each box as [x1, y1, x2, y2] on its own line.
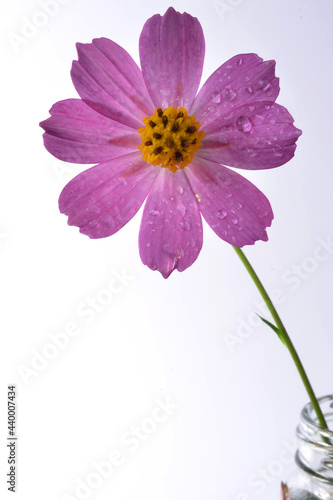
[285, 395, 333, 499]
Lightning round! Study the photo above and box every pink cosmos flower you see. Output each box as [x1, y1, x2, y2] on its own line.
[40, 7, 301, 278]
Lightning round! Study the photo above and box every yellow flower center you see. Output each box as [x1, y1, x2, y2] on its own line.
[138, 106, 205, 173]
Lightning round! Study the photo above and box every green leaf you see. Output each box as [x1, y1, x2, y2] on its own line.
[257, 314, 286, 346]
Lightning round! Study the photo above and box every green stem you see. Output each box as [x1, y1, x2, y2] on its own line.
[233, 246, 328, 430]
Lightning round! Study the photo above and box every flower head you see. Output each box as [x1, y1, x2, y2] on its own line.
[40, 7, 301, 278]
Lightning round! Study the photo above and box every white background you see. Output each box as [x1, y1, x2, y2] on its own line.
[1, 0, 333, 499]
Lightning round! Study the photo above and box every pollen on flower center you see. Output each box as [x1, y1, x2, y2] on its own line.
[138, 106, 205, 173]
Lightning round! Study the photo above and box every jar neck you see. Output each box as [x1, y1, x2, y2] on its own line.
[296, 395, 333, 486]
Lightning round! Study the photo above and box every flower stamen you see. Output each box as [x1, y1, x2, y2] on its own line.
[153, 146, 163, 155]
[171, 122, 179, 133]
[138, 106, 205, 173]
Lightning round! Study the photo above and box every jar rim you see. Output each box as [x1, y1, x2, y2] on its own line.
[301, 394, 333, 443]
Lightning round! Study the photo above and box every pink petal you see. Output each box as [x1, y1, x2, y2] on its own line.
[191, 54, 280, 129]
[198, 101, 302, 170]
[186, 157, 273, 246]
[59, 153, 159, 238]
[40, 99, 140, 163]
[71, 38, 154, 129]
[139, 7, 205, 109]
[139, 168, 203, 278]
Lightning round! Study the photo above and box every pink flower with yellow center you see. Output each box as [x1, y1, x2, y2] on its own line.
[40, 7, 301, 278]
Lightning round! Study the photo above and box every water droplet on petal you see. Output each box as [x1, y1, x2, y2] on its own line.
[235, 203, 243, 209]
[237, 57, 243, 66]
[146, 242, 151, 247]
[149, 209, 160, 216]
[245, 85, 253, 93]
[273, 150, 284, 158]
[118, 177, 128, 186]
[216, 209, 227, 219]
[211, 90, 221, 104]
[177, 204, 186, 217]
[259, 79, 271, 92]
[176, 185, 184, 195]
[195, 193, 201, 203]
[224, 88, 236, 101]
[232, 218, 238, 224]
[180, 220, 191, 231]
[248, 105, 255, 113]
[236, 116, 252, 133]
[224, 112, 234, 121]
[264, 104, 271, 110]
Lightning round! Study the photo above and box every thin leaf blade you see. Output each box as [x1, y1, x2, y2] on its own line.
[257, 314, 286, 346]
